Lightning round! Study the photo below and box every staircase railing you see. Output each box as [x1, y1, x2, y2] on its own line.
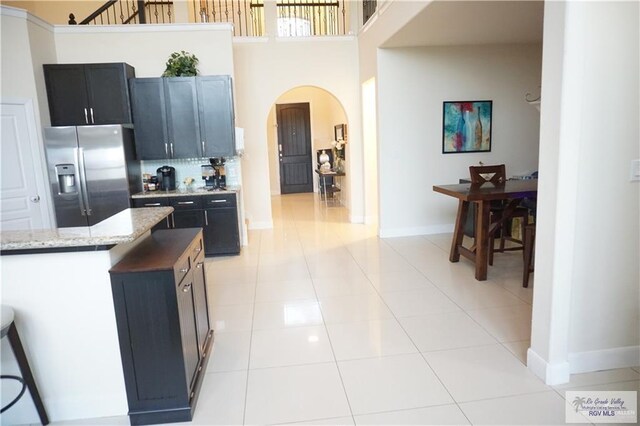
[68, 0, 174, 25]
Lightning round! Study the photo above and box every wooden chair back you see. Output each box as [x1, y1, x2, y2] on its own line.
[469, 164, 506, 184]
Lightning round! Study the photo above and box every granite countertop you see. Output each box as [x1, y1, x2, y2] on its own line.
[0, 207, 174, 252]
[131, 186, 239, 199]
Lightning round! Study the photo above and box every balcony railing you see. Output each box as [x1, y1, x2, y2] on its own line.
[68, 0, 350, 37]
[193, 0, 265, 36]
[193, 0, 348, 36]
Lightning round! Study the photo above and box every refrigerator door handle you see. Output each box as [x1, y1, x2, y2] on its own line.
[90, 108, 95, 124]
[74, 148, 87, 216]
[84, 108, 89, 124]
[77, 147, 92, 216]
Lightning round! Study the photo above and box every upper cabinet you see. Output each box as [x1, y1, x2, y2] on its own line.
[44, 63, 135, 126]
[129, 76, 236, 161]
[197, 76, 236, 158]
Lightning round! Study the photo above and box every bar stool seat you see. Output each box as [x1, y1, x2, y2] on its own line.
[1, 305, 49, 425]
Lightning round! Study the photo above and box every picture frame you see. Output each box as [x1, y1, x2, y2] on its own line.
[334, 123, 347, 141]
[442, 100, 492, 153]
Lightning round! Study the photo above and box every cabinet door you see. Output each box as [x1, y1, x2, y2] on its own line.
[177, 274, 199, 391]
[164, 78, 201, 159]
[129, 78, 169, 160]
[192, 257, 210, 356]
[85, 63, 134, 125]
[172, 210, 205, 229]
[44, 64, 89, 126]
[203, 207, 240, 255]
[197, 76, 235, 157]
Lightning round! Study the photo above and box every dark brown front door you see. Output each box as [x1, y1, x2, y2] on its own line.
[276, 103, 313, 194]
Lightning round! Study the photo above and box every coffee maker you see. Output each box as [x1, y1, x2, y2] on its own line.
[156, 165, 176, 191]
[202, 158, 226, 189]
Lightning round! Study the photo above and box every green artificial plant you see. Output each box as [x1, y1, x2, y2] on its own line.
[162, 51, 199, 77]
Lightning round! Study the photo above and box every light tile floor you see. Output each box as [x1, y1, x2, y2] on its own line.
[50, 194, 639, 425]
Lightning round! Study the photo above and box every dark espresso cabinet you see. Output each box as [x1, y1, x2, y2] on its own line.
[132, 193, 240, 256]
[129, 76, 235, 160]
[202, 194, 240, 256]
[44, 63, 135, 126]
[197, 76, 236, 157]
[109, 229, 212, 425]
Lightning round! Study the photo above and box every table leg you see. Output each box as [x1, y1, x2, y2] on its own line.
[475, 200, 490, 281]
[323, 175, 328, 208]
[449, 200, 469, 262]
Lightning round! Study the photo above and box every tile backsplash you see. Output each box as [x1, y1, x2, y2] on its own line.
[141, 157, 241, 188]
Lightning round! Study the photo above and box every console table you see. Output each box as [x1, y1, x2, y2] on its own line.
[315, 169, 345, 207]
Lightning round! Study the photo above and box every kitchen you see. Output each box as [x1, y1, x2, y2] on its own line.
[0, 14, 245, 426]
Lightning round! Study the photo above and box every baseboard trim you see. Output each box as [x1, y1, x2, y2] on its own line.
[527, 348, 571, 385]
[379, 224, 454, 238]
[568, 345, 640, 374]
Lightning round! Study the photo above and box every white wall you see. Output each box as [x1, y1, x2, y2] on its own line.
[54, 23, 234, 77]
[267, 87, 347, 196]
[1, 7, 57, 226]
[232, 37, 362, 227]
[529, 0, 639, 383]
[376, 43, 542, 237]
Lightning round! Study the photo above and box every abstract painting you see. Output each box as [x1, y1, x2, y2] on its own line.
[442, 100, 492, 153]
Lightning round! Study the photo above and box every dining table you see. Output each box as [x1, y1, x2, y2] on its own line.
[433, 179, 538, 281]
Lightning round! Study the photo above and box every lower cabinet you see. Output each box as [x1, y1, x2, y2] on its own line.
[109, 229, 212, 425]
[202, 194, 240, 256]
[132, 193, 240, 256]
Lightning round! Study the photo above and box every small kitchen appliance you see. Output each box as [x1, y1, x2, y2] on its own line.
[203, 157, 226, 190]
[156, 165, 176, 191]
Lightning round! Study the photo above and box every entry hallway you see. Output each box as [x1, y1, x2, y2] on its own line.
[53, 193, 639, 425]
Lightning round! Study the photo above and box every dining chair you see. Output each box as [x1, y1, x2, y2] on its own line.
[469, 164, 529, 265]
[523, 223, 536, 287]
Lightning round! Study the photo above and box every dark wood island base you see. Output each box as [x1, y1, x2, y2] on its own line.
[109, 228, 213, 425]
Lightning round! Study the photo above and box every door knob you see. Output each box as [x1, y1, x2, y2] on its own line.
[30, 195, 40, 203]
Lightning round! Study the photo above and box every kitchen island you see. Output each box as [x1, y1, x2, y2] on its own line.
[0, 207, 173, 423]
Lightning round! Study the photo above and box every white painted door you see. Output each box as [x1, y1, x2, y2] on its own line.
[1, 100, 51, 230]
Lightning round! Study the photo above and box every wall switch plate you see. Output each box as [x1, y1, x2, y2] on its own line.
[631, 159, 640, 182]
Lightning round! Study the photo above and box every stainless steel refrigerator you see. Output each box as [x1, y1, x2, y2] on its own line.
[44, 125, 141, 227]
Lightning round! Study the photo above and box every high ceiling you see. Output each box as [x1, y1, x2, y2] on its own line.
[381, 0, 544, 48]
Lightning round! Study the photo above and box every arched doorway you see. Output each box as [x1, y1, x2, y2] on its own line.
[266, 86, 349, 206]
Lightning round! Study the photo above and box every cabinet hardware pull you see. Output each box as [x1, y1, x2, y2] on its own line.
[177, 201, 194, 205]
[204, 210, 209, 226]
[201, 140, 205, 154]
[210, 199, 227, 203]
[171, 213, 175, 228]
[197, 263, 203, 269]
[145, 203, 161, 206]
[182, 283, 192, 292]
[195, 247, 202, 253]
[166, 216, 171, 227]
[90, 107, 95, 124]
[84, 108, 89, 124]
[170, 142, 174, 158]
[180, 267, 188, 273]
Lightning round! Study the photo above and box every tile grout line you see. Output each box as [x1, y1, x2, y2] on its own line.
[298, 204, 359, 426]
[338, 241, 476, 425]
[240, 229, 261, 426]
